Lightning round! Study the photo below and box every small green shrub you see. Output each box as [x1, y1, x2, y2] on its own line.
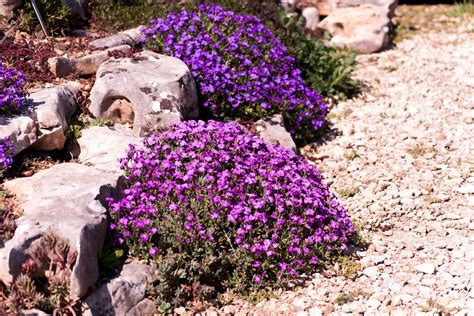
[276, 12, 359, 100]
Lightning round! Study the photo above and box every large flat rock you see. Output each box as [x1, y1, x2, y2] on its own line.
[78, 125, 141, 174]
[318, 4, 391, 53]
[1, 163, 122, 299]
[0, 82, 80, 154]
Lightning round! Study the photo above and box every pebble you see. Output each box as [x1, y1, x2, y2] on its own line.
[415, 263, 437, 275]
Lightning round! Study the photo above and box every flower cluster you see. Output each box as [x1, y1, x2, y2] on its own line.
[0, 137, 14, 175]
[142, 5, 327, 141]
[109, 120, 354, 290]
[0, 59, 27, 114]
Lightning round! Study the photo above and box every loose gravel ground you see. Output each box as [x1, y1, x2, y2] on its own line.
[218, 5, 474, 316]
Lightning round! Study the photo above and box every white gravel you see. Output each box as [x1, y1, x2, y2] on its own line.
[216, 7, 474, 316]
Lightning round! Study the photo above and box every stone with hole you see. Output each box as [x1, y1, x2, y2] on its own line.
[89, 51, 199, 136]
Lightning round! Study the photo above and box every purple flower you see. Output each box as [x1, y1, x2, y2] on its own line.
[0, 137, 14, 175]
[109, 120, 354, 287]
[142, 5, 327, 141]
[0, 59, 27, 114]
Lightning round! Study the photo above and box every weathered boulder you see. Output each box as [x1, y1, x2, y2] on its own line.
[0, 82, 80, 155]
[29, 83, 80, 150]
[48, 45, 131, 78]
[89, 51, 199, 136]
[78, 125, 141, 174]
[82, 261, 156, 315]
[316, 0, 397, 17]
[282, 0, 397, 17]
[0, 163, 121, 299]
[318, 4, 391, 53]
[302, 7, 320, 32]
[255, 114, 297, 153]
[89, 26, 144, 49]
[280, 0, 396, 52]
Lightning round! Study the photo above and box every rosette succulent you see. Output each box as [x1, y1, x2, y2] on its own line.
[109, 120, 354, 303]
[142, 5, 328, 142]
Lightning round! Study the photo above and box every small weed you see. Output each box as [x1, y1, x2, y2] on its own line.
[422, 297, 451, 314]
[446, 0, 474, 17]
[344, 148, 360, 161]
[392, 24, 418, 43]
[384, 66, 398, 73]
[244, 288, 278, 303]
[332, 256, 362, 279]
[66, 114, 114, 139]
[407, 143, 435, 159]
[337, 187, 360, 199]
[336, 293, 354, 305]
[424, 195, 443, 204]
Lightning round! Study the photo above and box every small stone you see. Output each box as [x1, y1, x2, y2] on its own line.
[401, 250, 414, 259]
[363, 266, 379, 279]
[308, 307, 323, 316]
[457, 184, 474, 194]
[223, 305, 236, 314]
[293, 297, 307, 309]
[448, 262, 466, 276]
[366, 298, 381, 309]
[415, 263, 436, 274]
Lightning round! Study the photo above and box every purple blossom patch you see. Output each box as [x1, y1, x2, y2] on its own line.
[109, 120, 354, 289]
[0, 59, 27, 114]
[142, 5, 328, 142]
[0, 137, 14, 176]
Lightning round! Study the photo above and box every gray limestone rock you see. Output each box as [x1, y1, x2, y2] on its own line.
[82, 261, 156, 315]
[78, 125, 141, 174]
[0, 163, 121, 299]
[0, 82, 80, 155]
[89, 51, 198, 136]
[255, 114, 297, 153]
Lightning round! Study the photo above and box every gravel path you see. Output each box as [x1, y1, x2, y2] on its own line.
[221, 6, 474, 316]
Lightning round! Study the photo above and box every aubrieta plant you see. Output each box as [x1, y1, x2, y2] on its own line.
[0, 59, 27, 114]
[109, 120, 354, 306]
[141, 5, 328, 142]
[0, 137, 15, 177]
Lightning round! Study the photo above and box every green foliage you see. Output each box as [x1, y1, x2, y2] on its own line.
[146, 250, 233, 313]
[99, 247, 125, 274]
[447, 0, 474, 17]
[336, 293, 355, 305]
[17, 0, 86, 34]
[66, 114, 114, 139]
[276, 12, 359, 100]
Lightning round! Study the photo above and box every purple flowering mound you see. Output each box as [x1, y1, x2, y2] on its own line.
[0, 137, 15, 176]
[0, 59, 27, 114]
[142, 5, 328, 143]
[109, 120, 354, 306]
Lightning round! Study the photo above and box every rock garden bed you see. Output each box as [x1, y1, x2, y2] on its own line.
[1, 1, 473, 315]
